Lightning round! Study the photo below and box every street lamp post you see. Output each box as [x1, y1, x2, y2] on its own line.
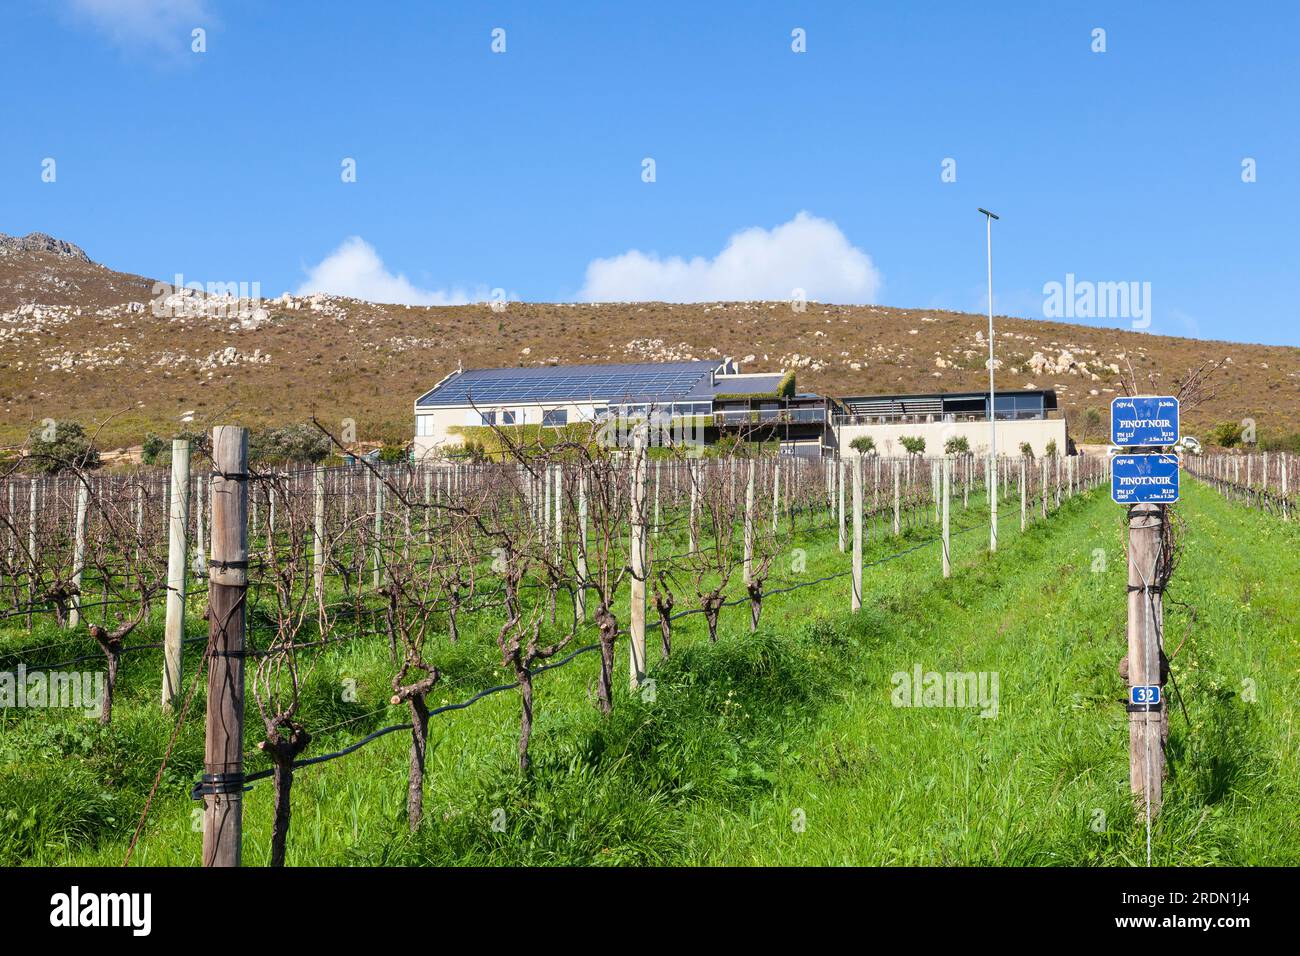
[979, 208, 1000, 553]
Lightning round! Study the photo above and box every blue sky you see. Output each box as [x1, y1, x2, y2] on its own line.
[2, 1, 1296, 345]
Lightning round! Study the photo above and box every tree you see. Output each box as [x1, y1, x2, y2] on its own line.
[250, 423, 331, 464]
[849, 435, 876, 455]
[141, 432, 165, 465]
[944, 435, 970, 455]
[26, 422, 100, 474]
[1208, 421, 1243, 449]
[899, 435, 926, 456]
[1084, 407, 1102, 439]
[776, 370, 797, 398]
[1019, 441, 1034, 459]
[1045, 439, 1058, 458]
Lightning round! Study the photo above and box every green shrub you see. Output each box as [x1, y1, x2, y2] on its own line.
[25, 422, 100, 474]
[944, 436, 970, 455]
[849, 435, 876, 455]
[141, 432, 165, 465]
[1208, 421, 1244, 449]
[249, 423, 331, 464]
[899, 435, 926, 456]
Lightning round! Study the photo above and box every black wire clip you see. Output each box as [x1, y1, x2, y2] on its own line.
[1125, 701, 1164, 713]
[191, 772, 250, 801]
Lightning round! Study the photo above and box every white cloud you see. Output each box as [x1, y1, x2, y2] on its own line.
[578, 212, 882, 303]
[297, 236, 482, 306]
[64, 0, 210, 55]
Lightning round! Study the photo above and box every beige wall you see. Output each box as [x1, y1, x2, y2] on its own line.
[833, 418, 1067, 459]
[412, 400, 604, 460]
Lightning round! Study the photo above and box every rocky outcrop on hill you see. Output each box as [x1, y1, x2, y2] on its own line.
[0, 232, 93, 263]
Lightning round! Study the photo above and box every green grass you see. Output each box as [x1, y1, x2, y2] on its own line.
[2, 479, 1297, 866]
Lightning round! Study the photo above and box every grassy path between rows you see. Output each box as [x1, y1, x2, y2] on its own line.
[4, 478, 1296, 865]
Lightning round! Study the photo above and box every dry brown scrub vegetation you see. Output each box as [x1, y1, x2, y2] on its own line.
[2, 244, 1297, 452]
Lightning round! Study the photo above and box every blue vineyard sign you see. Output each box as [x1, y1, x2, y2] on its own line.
[1111, 396, 1179, 447]
[1112, 454, 1180, 504]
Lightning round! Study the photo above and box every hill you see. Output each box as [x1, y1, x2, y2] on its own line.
[1, 234, 1297, 451]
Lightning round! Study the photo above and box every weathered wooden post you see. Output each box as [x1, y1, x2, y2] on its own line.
[688, 459, 699, 552]
[313, 465, 326, 605]
[1020, 457, 1027, 532]
[1126, 502, 1166, 819]
[162, 439, 191, 711]
[576, 470, 588, 621]
[653, 460, 661, 538]
[195, 472, 206, 569]
[202, 426, 249, 867]
[771, 456, 781, 533]
[851, 455, 863, 611]
[68, 480, 89, 629]
[27, 478, 37, 630]
[837, 459, 847, 552]
[892, 459, 901, 536]
[1040, 457, 1048, 519]
[554, 463, 563, 556]
[941, 456, 951, 578]
[742, 458, 755, 585]
[628, 429, 648, 691]
[372, 474, 384, 589]
[989, 451, 999, 554]
[1279, 455, 1289, 522]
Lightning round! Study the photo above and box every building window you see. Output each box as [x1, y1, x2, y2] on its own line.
[416, 415, 433, 437]
[501, 410, 516, 425]
[542, 409, 568, 427]
[480, 410, 496, 426]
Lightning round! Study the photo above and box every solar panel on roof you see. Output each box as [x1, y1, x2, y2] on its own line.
[416, 362, 715, 407]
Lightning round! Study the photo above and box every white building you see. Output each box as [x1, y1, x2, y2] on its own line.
[412, 359, 790, 459]
[830, 389, 1068, 458]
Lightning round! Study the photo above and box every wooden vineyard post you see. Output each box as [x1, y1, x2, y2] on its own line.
[576, 470, 588, 621]
[202, 426, 249, 867]
[195, 472, 206, 571]
[1279, 457, 1289, 522]
[892, 459, 901, 536]
[628, 430, 648, 692]
[1020, 458, 1027, 532]
[554, 464, 563, 557]
[941, 456, 951, 578]
[162, 439, 191, 711]
[313, 465, 326, 606]
[27, 478, 36, 630]
[989, 453, 998, 554]
[1126, 502, 1166, 820]
[838, 459, 847, 553]
[1040, 458, 1048, 519]
[743, 458, 755, 586]
[688, 460, 699, 553]
[851, 455, 863, 612]
[543, 465, 552, 548]
[771, 457, 781, 533]
[68, 479, 89, 630]
[653, 460, 661, 538]
[372, 474, 383, 589]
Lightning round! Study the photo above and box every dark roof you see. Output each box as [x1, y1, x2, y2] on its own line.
[836, 389, 1058, 417]
[417, 361, 726, 407]
[836, 388, 1057, 405]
